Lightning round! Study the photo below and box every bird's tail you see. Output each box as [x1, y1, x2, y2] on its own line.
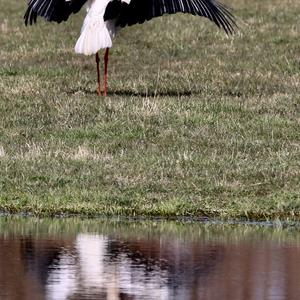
[75, 17, 112, 55]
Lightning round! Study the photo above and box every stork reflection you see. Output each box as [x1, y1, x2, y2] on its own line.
[1, 221, 300, 300]
[43, 234, 222, 299]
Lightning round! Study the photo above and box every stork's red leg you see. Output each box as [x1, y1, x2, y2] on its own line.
[96, 52, 101, 96]
[104, 48, 109, 96]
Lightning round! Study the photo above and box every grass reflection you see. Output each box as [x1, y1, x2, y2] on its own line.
[0, 216, 300, 244]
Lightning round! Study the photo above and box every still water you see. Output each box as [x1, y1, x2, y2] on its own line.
[0, 217, 300, 300]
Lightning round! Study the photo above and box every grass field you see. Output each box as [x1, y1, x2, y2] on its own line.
[0, 0, 299, 220]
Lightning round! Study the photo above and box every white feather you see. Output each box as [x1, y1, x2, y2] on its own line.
[75, 0, 112, 55]
[74, 0, 132, 55]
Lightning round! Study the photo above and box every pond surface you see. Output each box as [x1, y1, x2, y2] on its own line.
[0, 217, 300, 300]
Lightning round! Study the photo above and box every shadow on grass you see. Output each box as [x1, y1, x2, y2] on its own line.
[111, 89, 194, 97]
[69, 88, 195, 97]
[65, 86, 255, 98]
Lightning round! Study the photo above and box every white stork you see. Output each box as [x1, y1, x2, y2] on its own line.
[24, 0, 236, 96]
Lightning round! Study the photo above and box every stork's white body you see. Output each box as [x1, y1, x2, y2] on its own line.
[75, 0, 130, 55]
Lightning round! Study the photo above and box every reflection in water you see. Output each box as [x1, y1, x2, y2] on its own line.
[0, 218, 300, 300]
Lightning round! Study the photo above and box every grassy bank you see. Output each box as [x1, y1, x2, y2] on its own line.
[0, 0, 299, 220]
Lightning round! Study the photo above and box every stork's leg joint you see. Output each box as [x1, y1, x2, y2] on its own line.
[104, 48, 109, 97]
[96, 52, 101, 96]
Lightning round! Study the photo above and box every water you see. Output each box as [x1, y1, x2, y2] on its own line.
[0, 217, 300, 300]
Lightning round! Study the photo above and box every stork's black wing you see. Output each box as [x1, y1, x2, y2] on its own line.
[104, 0, 236, 34]
[24, 0, 87, 25]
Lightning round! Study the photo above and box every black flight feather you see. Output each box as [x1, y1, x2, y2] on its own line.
[104, 0, 237, 34]
[24, 0, 87, 25]
[24, 0, 237, 35]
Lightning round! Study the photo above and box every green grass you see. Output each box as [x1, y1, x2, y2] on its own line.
[0, 0, 299, 220]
